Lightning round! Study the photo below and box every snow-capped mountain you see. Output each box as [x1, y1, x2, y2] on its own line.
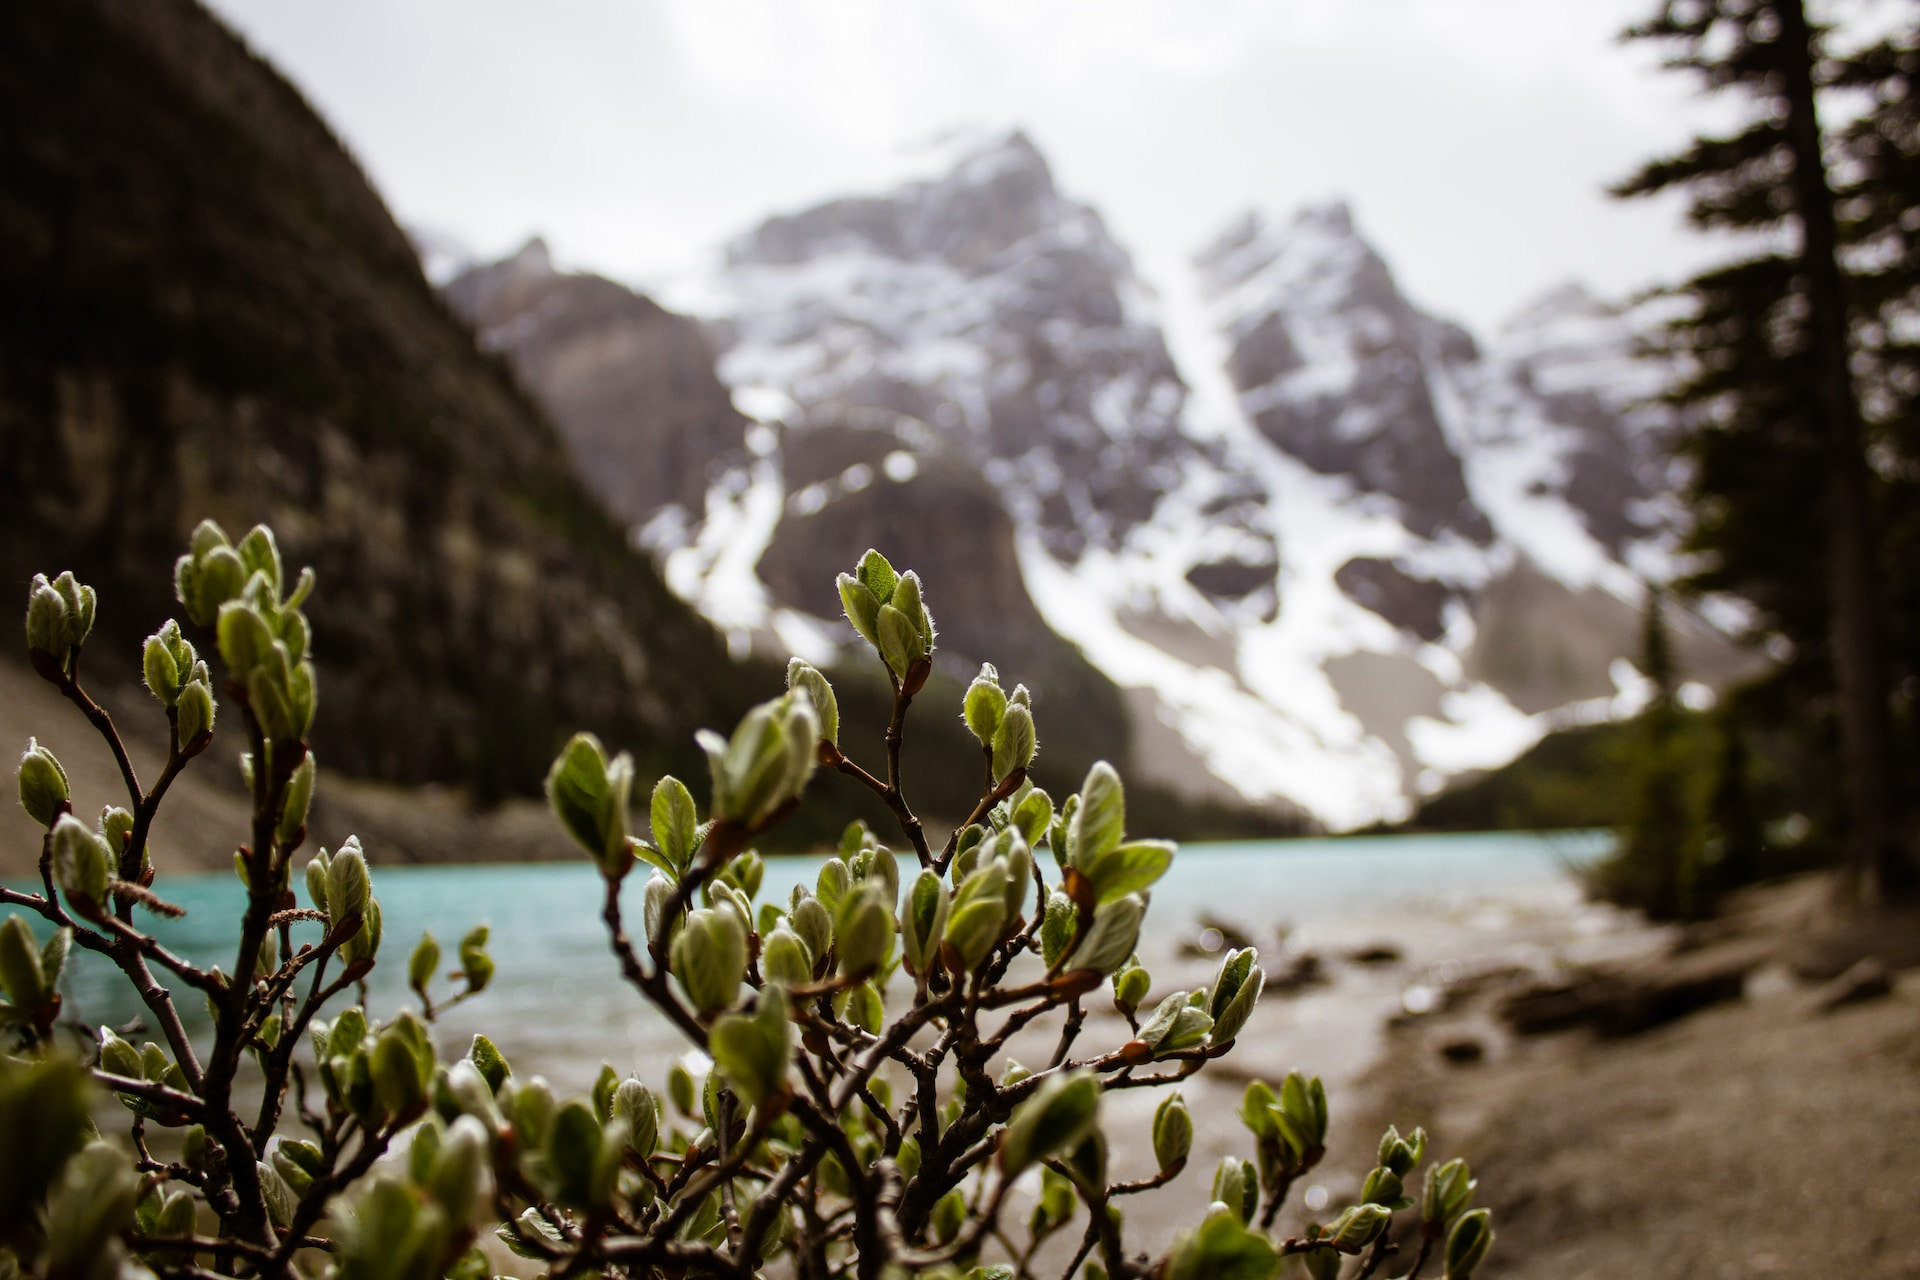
[449, 132, 1743, 829]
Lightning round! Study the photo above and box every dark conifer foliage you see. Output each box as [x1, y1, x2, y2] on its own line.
[1616, 0, 1920, 899]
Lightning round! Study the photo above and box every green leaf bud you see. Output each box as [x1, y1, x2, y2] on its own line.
[236, 525, 284, 593]
[50, 814, 110, 914]
[931, 1189, 966, 1244]
[668, 1061, 697, 1117]
[1000, 1070, 1100, 1174]
[154, 1189, 196, 1239]
[44, 1145, 138, 1273]
[1153, 1092, 1193, 1173]
[709, 983, 793, 1108]
[372, 1026, 427, 1119]
[143, 631, 182, 707]
[25, 576, 69, 662]
[271, 1141, 316, 1196]
[508, 1076, 556, 1149]
[1423, 1158, 1476, 1228]
[834, 881, 895, 979]
[1139, 990, 1214, 1055]
[816, 857, 851, 916]
[1112, 964, 1151, 1014]
[17, 738, 70, 827]
[857, 843, 899, 904]
[440, 1061, 504, 1135]
[1329, 1203, 1392, 1252]
[1443, 1212, 1489, 1280]
[1080, 838, 1175, 906]
[1164, 1208, 1277, 1280]
[215, 599, 276, 678]
[1064, 893, 1144, 976]
[670, 907, 747, 1016]
[544, 1098, 605, 1208]
[856, 549, 897, 604]
[39, 926, 69, 989]
[431, 1116, 494, 1225]
[305, 851, 330, 915]
[456, 924, 493, 995]
[1029, 1164, 1076, 1237]
[698, 691, 818, 829]
[842, 979, 883, 1034]
[0, 930, 48, 1024]
[837, 573, 882, 647]
[1207, 947, 1265, 1045]
[962, 663, 1006, 746]
[787, 658, 840, 748]
[891, 570, 932, 647]
[1212, 1155, 1256, 1225]
[788, 895, 831, 973]
[258, 1160, 297, 1229]
[1361, 1165, 1408, 1209]
[1012, 786, 1054, 849]
[900, 869, 950, 976]
[1039, 889, 1076, 969]
[409, 932, 441, 998]
[991, 702, 1036, 784]
[175, 678, 215, 745]
[642, 871, 681, 955]
[326, 839, 372, 936]
[1066, 761, 1125, 870]
[278, 753, 315, 848]
[943, 860, 1009, 973]
[546, 733, 622, 864]
[97, 1030, 143, 1084]
[876, 603, 921, 679]
[762, 927, 813, 986]
[468, 1034, 511, 1093]
[649, 774, 700, 877]
[613, 1078, 659, 1155]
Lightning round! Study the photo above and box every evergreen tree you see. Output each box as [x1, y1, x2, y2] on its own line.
[1616, 0, 1920, 900]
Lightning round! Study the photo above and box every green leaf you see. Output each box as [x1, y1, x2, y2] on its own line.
[876, 603, 920, 679]
[408, 932, 440, 997]
[1081, 838, 1173, 904]
[546, 733, 612, 858]
[1153, 1092, 1192, 1172]
[0, 916, 46, 1011]
[1068, 761, 1125, 867]
[1064, 892, 1144, 976]
[856, 548, 897, 604]
[1000, 1071, 1100, 1174]
[963, 664, 1006, 746]
[709, 984, 794, 1109]
[650, 775, 700, 875]
[1164, 1207, 1277, 1280]
[837, 573, 881, 646]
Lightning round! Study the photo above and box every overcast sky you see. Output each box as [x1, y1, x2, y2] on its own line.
[203, 0, 1791, 335]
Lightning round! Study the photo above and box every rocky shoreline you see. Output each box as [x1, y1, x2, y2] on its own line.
[1346, 875, 1920, 1279]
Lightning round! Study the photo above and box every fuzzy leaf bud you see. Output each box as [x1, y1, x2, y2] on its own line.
[962, 663, 1006, 746]
[1445, 1208, 1493, 1278]
[787, 658, 840, 748]
[17, 739, 70, 828]
[1000, 1070, 1100, 1174]
[1152, 1092, 1192, 1173]
[991, 702, 1036, 785]
[50, 814, 110, 914]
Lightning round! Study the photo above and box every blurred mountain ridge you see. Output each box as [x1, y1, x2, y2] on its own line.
[450, 132, 1756, 828]
[0, 0, 759, 805]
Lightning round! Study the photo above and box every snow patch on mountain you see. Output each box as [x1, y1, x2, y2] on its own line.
[631, 136, 1714, 829]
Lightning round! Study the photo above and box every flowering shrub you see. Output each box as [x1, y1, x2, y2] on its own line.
[3, 528, 1492, 1280]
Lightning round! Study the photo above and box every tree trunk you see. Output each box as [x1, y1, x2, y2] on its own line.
[1773, 0, 1913, 899]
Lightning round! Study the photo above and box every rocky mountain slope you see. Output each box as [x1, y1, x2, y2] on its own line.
[454, 133, 1751, 829]
[0, 0, 755, 803]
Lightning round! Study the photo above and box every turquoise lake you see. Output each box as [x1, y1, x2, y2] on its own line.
[19, 830, 1611, 1093]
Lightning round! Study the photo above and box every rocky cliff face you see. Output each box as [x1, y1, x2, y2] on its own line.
[443, 240, 748, 524]
[0, 0, 754, 799]
[451, 134, 1748, 828]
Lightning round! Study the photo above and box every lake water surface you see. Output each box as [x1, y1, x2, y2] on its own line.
[33, 830, 1622, 1094]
